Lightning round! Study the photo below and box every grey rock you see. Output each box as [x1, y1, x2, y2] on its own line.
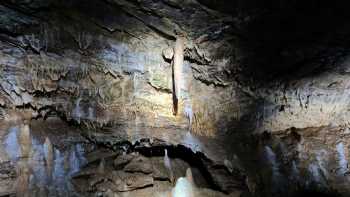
[162, 47, 174, 61]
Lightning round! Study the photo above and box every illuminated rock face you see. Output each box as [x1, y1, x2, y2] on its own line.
[0, 0, 241, 140]
[0, 3, 245, 195]
[172, 177, 195, 197]
[172, 36, 185, 115]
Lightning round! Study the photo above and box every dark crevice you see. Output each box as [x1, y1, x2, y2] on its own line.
[134, 143, 221, 191]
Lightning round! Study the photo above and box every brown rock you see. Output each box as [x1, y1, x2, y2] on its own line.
[113, 154, 135, 170]
[110, 171, 153, 192]
[124, 156, 153, 174]
[152, 158, 171, 181]
[85, 149, 118, 166]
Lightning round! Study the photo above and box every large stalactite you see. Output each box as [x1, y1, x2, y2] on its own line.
[172, 36, 185, 116]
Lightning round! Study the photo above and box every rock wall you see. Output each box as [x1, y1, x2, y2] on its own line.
[3, 1, 350, 197]
[0, 0, 250, 195]
[0, 0, 246, 135]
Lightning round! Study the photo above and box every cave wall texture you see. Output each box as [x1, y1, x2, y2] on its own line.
[0, 0, 245, 136]
[2, 0, 350, 196]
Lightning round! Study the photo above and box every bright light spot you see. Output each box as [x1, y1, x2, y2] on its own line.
[72, 97, 82, 123]
[184, 103, 193, 126]
[172, 177, 195, 197]
[183, 132, 201, 152]
[4, 127, 20, 161]
[164, 149, 171, 171]
[336, 142, 348, 175]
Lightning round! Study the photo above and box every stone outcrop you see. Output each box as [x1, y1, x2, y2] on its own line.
[72, 144, 241, 197]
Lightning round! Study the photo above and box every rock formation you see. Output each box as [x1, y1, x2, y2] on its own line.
[0, 0, 349, 197]
[172, 36, 185, 115]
